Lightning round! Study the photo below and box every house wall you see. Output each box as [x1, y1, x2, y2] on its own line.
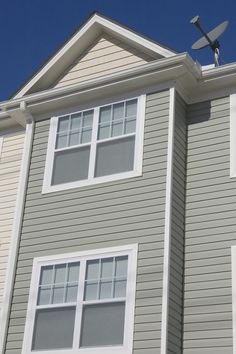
[168, 92, 187, 354]
[0, 130, 25, 319]
[54, 34, 153, 89]
[5, 89, 170, 354]
[183, 96, 234, 354]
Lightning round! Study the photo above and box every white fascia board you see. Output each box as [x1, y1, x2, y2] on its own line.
[13, 13, 175, 100]
[13, 15, 99, 99]
[94, 14, 176, 58]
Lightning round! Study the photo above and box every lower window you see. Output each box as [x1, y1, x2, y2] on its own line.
[23, 245, 137, 354]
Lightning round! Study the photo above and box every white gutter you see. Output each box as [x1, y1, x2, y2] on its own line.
[0, 53, 198, 110]
[0, 105, 34, 354]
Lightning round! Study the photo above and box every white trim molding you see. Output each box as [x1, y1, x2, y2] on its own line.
[22, 244, 138, 354]
[161, 87, 175, 354]
[230, 93, 236, 177]
[0, 137, 3, 158]
[232, 246, 236, 354]
[0, 121, 35, 354]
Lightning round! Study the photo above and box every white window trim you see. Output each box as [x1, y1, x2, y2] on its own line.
[42, 94, 146, 194]
[232, 246, 236, 354]
[230, 93, 236, 177]
[22, 244, 138, 354]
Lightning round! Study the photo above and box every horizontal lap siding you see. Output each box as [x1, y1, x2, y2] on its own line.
[5, 90, 170, 353]
[54, 34, 152, 88]
[0, 131, 24, 316]
[168, 93, 187, 353]
[183, 96, 234, 354]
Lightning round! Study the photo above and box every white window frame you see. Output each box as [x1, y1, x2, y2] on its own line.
[230, 93, 236, 177]
[42, 94, 146, 193]
[22, 244, 138, 354]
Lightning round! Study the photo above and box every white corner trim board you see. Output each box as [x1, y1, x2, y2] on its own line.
[0, 137, 3, 158]
[232, 246, 236, 354]
[230, 93, 236, 178]
[161, 87, 175, 354]
[0, 121, 35, 354]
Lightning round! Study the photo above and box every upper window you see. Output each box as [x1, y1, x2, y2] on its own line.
[22, 245, 137, 354]
[43, 95, 146, 193]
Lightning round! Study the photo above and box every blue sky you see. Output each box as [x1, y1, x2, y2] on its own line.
[0, 0, 235, 101]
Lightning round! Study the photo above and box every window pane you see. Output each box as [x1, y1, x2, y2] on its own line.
[69, 131, 80, 147]
[81, 128, 92, 144]
[99, 106, 111, 123]
[99, 281, 112, 299]
[113, 103, 124, 121]
[68, 262, 80, 283]
[126, 99, 137, 117]
[115, 256, 128, 278]
[52, 146, 90, 185]
[95, 136, 135, 177]
[101, 258, 113, 279]
[84, 282, 98, 301]
[40, 266, 53, 285]
[111, 122, 123, 137]
[83, 110, 94, 127]
[52, 285, 64, 304]
[54, 264, 66, 284]
[114, 280, 127, 298]
[71, 113, 81, 130]
[32, 307, 75, 350]
[98, 123, 110, 140]
[125, 118, 136, 134]
[37, 286, 51, 305]
[65, 284, 78, 303]
[56, 133, 67, 149]
[58, 116, 69, 133]
[80, 302, 125, 347]
[86, 260, 99, 280]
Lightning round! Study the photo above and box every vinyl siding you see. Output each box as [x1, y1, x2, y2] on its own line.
[183, 96, 233, 354]
[5, 89, 170, 353]
[0, 131, 25, 316]
[168, 92, 187, 353]
[54, 34, 153, 89]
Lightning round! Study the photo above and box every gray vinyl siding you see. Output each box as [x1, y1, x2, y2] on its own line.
[5, 90, 170, 354]
[168, 92, 187, 354]
[183, 96, 234, 354]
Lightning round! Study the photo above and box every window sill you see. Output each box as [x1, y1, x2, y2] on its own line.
[42, 170, 142, 194]
[25, 348, 131, 354]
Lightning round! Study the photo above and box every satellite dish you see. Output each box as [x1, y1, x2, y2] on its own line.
[190, 15, 229, 66]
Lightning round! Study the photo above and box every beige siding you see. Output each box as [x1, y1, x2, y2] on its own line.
[0, 131, 25, 311]
[183, 96, 233, 354]
[54, 34, 153, 88]
[5, 90, 170, 353]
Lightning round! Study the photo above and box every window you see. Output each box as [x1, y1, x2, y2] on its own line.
[22, 245, 137, 354]
[43, 95, 146, 193]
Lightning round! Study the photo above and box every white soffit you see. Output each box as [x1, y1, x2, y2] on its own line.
[13, 13, 176, 99]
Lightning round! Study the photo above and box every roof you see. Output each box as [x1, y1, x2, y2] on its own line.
[13, 12, 177, 99]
